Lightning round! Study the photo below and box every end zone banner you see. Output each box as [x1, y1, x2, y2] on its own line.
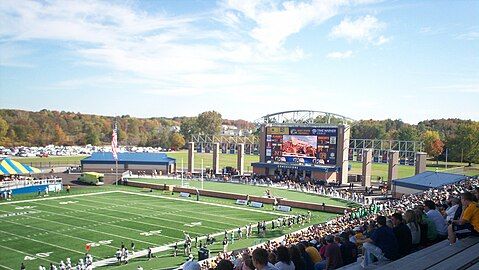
[235, 199, 248, 205]
[250, 202, 263, 208]
[276, 205, 292, 212]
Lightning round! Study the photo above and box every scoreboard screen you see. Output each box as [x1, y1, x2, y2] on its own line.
[265, 126, 338, 165]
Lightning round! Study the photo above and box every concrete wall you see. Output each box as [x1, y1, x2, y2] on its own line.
[237, 143, 245, 175]
[415, 152, 427, 175]
[213, 143, 220, 175]
[336, 125, 350, 185]
[125, 181, 348, 214]
[388, 151, 399, 190]
[362, 149, 372, 187]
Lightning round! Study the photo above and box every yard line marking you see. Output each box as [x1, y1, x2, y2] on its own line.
[0, 245, 57, 264]
[118, 190, 291, 217]
[1, 219, 118, 250]
[30, 201, 182, 242]
[0, 264, 14, 270]
[0, 230, 86, 257]
[0, 191, 117, 205]
[100, 194, 261, 225]
[76, 196, 235, 231]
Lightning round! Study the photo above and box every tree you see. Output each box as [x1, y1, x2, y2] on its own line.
[197, 111, 222, 136]
[0, 116, 8, 138]
[448, 123, 479, 166]
[180, 117, 199, 141]
[397, 125, 420, 141]
[422, 130, 444, 164]
[170, 132, 186, 150]
[53, 124, 67, 145]
[85, 125, 100, 145]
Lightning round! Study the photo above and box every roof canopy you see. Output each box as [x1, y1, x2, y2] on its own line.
[0, 158, 42, 176]
[81, 152, 176, 165]
[392, 171, 467, 191]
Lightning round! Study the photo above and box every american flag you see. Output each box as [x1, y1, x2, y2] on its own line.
[111, 124, 118, 161]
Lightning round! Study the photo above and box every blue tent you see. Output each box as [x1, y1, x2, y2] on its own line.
[392, 171, 466, 191]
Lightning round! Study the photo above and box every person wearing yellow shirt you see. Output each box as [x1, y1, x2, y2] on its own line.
[448, 191, 479, 244]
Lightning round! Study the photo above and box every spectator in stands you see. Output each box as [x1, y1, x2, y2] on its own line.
[289, 245, 305, 270]
[252, 248, 278, 270]
[274, 246, 295, 270]
[183, 260, 201, 270]
[215, 259, 233, 270]
[415, 207, 437, 244]
[404, 210, 421, 247]
[315, 235, 343, 270]
[337, 235, 357, 266]
[297, 243, 315, 270]
[305, 242, 321, 265]
[391, 212, 412, 257]
[357, 216, 399, 268]
[424, 200, 448, 239]
[448, 192, 479, 244]
[445, 197, 462, 222]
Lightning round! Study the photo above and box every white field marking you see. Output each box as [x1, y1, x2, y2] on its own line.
[0, 244, 57, 264]
[0, 264, 14, 270]
[0, 218, 118, 250]
[59, 201, 78, 205]
[0, 191, 117, 205]
[5, 205, 161, 246]
[184, 222, 202, 227]
[14, 205, 36, 210]
[118, 190, 290, 217]
[139, 230, 162, 236]
[76, 196, 232, 231]
[0, 230, 86, 257]
[31, 201, 182, 242]
[92, 215, 282, 269]
[96, 194, 256, 226]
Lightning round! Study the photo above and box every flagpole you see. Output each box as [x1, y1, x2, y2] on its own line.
[201, 158, 204, 190]
[181, 158, 184, 187]
[115, 159, 118, 186]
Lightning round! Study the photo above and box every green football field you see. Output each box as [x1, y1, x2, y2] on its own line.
[130, 178, 357, 208]
[0, 186, 338, 270]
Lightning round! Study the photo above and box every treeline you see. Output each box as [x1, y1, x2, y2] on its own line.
[351, 119, 479, 165]
[0, 109, 226, 149]
[0, 109, 477, 164]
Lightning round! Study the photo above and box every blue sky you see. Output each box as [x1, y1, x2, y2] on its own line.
[0, 0, 478, 123]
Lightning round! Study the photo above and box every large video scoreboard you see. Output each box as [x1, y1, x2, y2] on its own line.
[265, 126, 338, 165]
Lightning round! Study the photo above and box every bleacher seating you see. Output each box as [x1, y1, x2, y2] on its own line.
[338, 236, 479, 270]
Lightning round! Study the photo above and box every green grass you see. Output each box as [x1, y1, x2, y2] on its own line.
[130, 178, 355, 208]
[0, 186, 336, 270]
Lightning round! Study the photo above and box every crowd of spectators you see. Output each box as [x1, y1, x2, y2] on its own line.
[183, 176, 479, 270]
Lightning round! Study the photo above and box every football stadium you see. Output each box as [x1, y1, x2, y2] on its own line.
[1, 110, 478, 270]
[1, 1, 479, 270]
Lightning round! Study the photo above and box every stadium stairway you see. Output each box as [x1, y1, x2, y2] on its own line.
[337, 236, 479, 270]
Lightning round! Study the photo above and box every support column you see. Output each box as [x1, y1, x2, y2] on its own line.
[237, 143, 245, 175]
[259, 125, 266, 163]
[336, 125, 350, 185]
[415, 152, 427, 175]
[212, 143, 220, 175]
[388, 150, 399, 190]
[188, 142, 195, 173]
[362, 149, 372, 187]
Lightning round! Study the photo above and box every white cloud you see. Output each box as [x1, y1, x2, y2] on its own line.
[456, 31, 479, 41]
[330, 15, 389, 45]
[427, 83, 479, 93]
[0, 0, 378, 103]
[326, 50, 353, 59]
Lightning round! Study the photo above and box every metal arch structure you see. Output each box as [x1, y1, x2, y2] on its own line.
[349, 139, 424, 165]
[191, 134, 260, 155]
[254, 110, 356, 125]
